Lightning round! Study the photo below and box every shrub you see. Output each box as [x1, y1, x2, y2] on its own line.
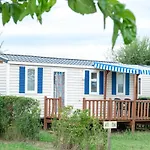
[52, 106, 107, 150]
[138, 97, 150, 100]
[0, 96, 41, 140]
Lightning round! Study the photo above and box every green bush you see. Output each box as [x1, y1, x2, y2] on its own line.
[0, 96, 41, 140]
[138, 97, 150, 100]
[52, 106, 107, 150]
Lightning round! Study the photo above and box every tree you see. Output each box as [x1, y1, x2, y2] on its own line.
[0, 0, 136, 48]
[113, 37, 150, 65]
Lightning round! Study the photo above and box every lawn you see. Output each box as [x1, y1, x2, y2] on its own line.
[111, 131, 150, 150]
[0, 131, 55, 150]
[0, 131, 150, 150]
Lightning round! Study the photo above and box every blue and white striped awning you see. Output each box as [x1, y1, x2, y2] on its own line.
[93, 62, 150, 75]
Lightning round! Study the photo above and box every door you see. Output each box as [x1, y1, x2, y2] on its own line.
[53, 71, 65, 105]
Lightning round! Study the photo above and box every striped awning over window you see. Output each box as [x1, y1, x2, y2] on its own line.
[93, 62, 150, 75]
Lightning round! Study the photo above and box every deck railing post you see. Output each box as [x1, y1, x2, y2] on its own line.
[58, 97, 62, 119]
[83, 98, 86, 110]
[109, 98, 112, 120]
[131, 74, 139, 132]
[44, 96, 48, 130]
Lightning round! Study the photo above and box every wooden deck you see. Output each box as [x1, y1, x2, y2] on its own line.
[44, 97, 150, 131]
[83, 98, 150, 121]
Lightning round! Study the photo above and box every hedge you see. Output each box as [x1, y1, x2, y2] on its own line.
[0, 96, 41, 140]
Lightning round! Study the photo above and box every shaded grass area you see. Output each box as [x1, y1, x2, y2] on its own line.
[1, 131, 150, 150]
[112, 131, 150, 150]
[0, 130, 55, 150]
[0, 142, 39, 150]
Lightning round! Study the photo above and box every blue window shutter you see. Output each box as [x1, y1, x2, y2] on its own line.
[112, 72, 116, 95]
[38, 68, 43, 93]
[99, 71, 104, 94]
[19, 66, 25, 93]
[125, 73, 130, 95]
[84, 70, 89, 94]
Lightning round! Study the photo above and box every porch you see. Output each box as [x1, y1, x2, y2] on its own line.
[44, 62, 150, 131]
[44, 96, 150, 131]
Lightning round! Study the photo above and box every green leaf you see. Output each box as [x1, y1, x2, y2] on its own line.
[19, 9, 29, 21]
[112, 21, 119, 49]
[10, 3, 23, 24]
[27, 0, 36, 16]
[19, 2, 29, 21]
[68, 0, 96, 15]
[46, 0, 56, 12]
[97, 0, 108, 29]
[121, 9, 136, 23]
[2, 3, 11, 25]
[0, 2, 2, 13]
[120, 19, 136, 45]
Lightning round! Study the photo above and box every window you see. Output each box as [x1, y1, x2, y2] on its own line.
[26, 67, 37, 93]
[117, 73, 125, 94]
[138, 78, 141, 95]
[90, 72, 98, 93]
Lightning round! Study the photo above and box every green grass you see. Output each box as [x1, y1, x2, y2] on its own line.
[0, 142, 40, 150]
[1, 130, 150, 150]
[0, 130, 55, 150]
[112, 131, 150, 150]
[39, 130, 55, 142]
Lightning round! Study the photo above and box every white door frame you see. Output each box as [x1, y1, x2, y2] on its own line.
[51, 68, 67, 106]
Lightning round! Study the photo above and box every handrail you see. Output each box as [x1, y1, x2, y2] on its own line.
[83, 98, 150, 121]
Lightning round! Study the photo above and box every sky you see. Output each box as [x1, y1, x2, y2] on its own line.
[0, 0, 150, 61]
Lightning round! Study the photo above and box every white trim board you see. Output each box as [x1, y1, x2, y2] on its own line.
[8, 61, 94, 69]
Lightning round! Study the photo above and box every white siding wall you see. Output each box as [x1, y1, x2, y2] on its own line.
[8, 64, 135, 117]
[0, 64, 7, 95]
[9, 65, 85, 117]
[9, 65, 52, 117]
[139, 75, 150, 97]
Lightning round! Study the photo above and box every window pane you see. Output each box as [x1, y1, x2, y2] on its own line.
[118, 73, 124, 84]
[138, 78, 141, 94]
[117, 73, 124, 93]
[91, 73, 97, 79]
[91, 81, 97, 92]
[27, 69, 35, 91]
[118, 84, 123, 93]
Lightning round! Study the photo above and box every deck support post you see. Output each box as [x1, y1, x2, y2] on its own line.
[104, 71, 109, 120]
[44, 96, 48, 130]
[131, 74, 139, 132]
[83, 98, 86, 110]
[104, 70, 109, 100]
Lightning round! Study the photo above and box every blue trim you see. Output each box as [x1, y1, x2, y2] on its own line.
[93, 62, 150, 75]
[19, 66, 25, 93]
[99, 71, 104, 94]
[112, 72, 116, 95]
[38, 68, 43, 93]
[84, 70, 89, 94]
[125, 73, 130, 95]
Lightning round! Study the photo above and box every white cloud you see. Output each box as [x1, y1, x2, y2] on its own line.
[4, 44, 119, 61]
[0, 0, 150, 60]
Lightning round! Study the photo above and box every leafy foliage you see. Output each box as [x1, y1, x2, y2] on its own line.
[0, 96, 41, 140]
[52, 106, 107, 150]
[0, 0, 136, 48]
[114, 37, 150, 65]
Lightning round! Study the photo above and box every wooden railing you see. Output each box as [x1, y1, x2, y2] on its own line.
[136, 100, 150, 120]
[44, 96, 62, 129]
[44, 97, 150, 130]
[83, 98, 150, 121]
